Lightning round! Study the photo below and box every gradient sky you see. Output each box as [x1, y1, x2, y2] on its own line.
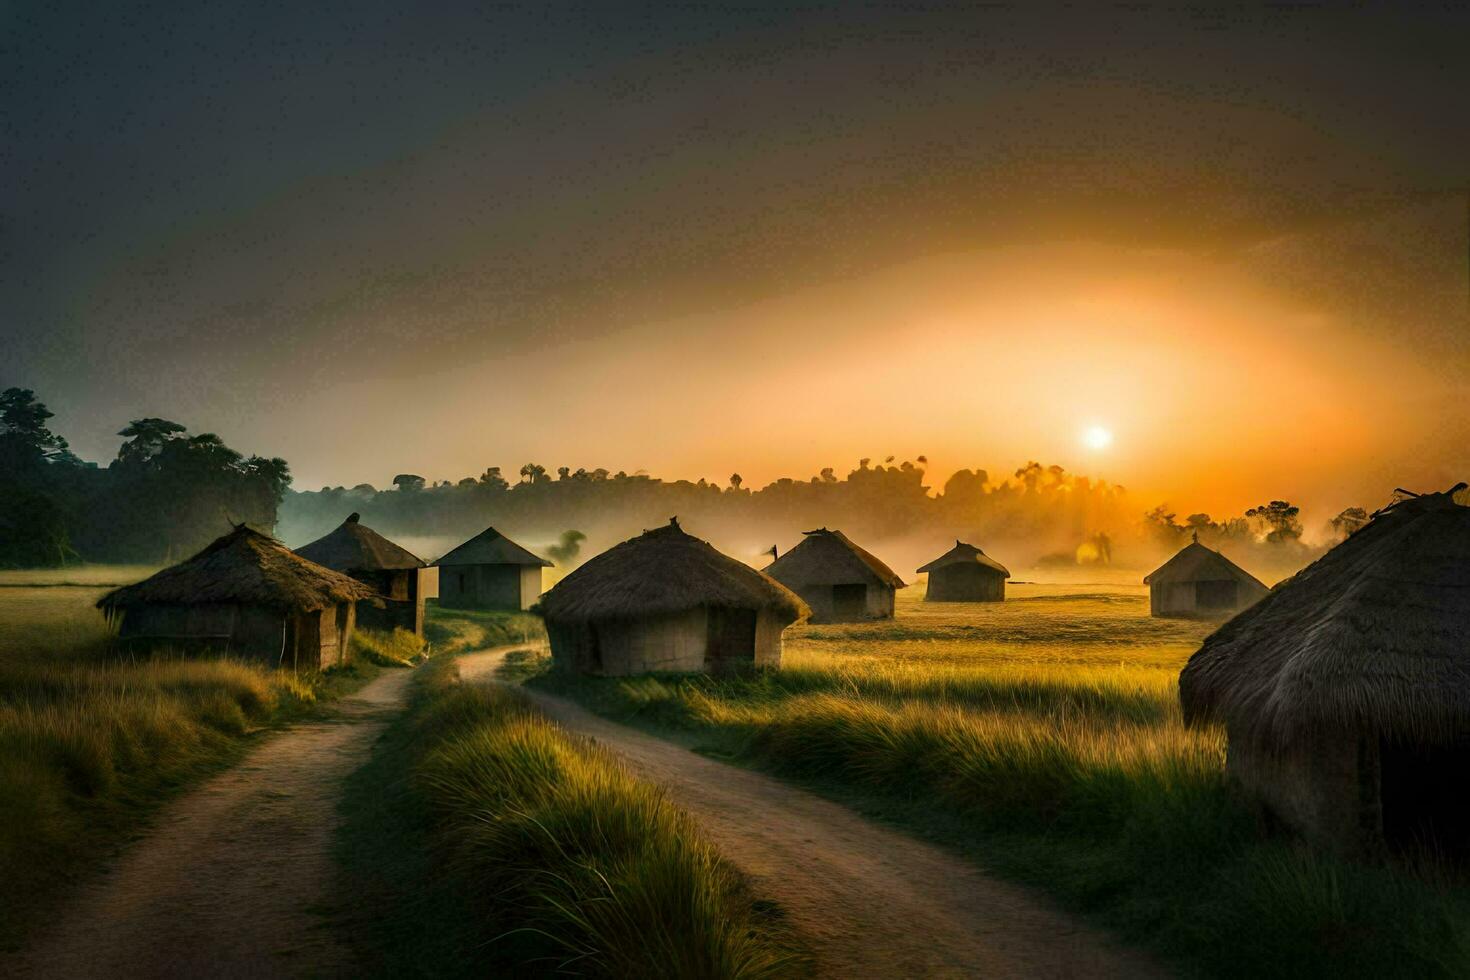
[3, 3, 1466, 521]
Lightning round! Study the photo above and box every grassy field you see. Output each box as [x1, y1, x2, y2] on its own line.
[335, 609, 807, 978]
[530, 583, 1470, 979]
[0, 567, 391, 951]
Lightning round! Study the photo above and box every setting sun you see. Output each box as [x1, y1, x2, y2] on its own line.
[1083, 425, 1114, 451]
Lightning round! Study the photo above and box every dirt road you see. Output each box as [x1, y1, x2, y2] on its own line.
[460, 649, 1167, 979]
[3, 668, 416, 980]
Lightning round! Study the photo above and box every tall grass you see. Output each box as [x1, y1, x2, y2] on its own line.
[335, 642, 805, 978]
[529, 586, 1470, 978]
[0, 572, 381, 949]
[351, 626, 428, 667]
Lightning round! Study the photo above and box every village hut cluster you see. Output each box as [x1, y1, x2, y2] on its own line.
[92, 481, 1470, 865]
[98, 517, 554, 671]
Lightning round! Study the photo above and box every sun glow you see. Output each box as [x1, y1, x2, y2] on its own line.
[1083, 425, 1114, 451]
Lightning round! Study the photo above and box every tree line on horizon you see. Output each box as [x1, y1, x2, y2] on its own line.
[0, 387, 1370, 571]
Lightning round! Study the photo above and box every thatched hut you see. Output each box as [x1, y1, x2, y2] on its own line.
[1180, 484, 1470, 860]
[296, 513, 427, 635]
[540, 518, 807, 676]
[1143, 534, 1268, 618]
[917, 540, 1009, 602]
[434, 526, 552, 611]
[97, 525, 379, 671]
[764, 528, 904, 623]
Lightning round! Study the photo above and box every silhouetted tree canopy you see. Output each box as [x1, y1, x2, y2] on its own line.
[0, 389, 292, 566]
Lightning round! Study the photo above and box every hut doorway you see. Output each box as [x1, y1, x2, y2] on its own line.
[832, 584, 866, 619]
[705, 608, 757, 672]
[1195, 580, 1238, 611]
[1379, 739, 1470, 863]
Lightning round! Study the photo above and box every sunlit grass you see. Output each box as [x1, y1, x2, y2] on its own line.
[337, 649, 806, 977]
[531, 585, 1470, 978]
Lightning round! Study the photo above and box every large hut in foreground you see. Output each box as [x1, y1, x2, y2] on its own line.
[295, 513, 427, 634]
[917, 541, 1009, 602]
[434, 526, 552, 611]
[1180, 484, 1470, 860]
[1144, 535, 1268, 618]
[540, 518, 808, 676]
[98, 525, 379, 671]
[764, 528, 904, 623]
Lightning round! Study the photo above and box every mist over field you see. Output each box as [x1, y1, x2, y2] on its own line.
[276, 456, 1380, 589]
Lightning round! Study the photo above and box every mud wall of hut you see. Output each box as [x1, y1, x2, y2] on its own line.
[548, 605, 782, 676]
[1227, 729, 1382, 857]
[116, 602, 288, 662]
[352, 568, 425, 635]
[925, 565, 1004, 602]
[437, 563, 539, 611]
[797, 582, 895, 623]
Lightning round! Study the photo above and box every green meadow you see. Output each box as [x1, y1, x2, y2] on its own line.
[531, 584, 1470, 979]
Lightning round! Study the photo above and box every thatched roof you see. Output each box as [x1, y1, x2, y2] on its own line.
[98, 525, 380, 612]
[1179, 484, 1470, 745]
[765, 528, 906, 590]
[295, 513, 425, 572]
[434, 526, 552, 568]
[540, 518, 807, 623]
[1144, 536, 1265, 588]
[917, 540, 1009, 577]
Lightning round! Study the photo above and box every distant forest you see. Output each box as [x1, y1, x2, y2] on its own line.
[1, 388, 1369, 572]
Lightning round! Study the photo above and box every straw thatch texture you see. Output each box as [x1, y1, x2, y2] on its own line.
[540, 518, 807, 623]
[99, 525, 379, 613]
[434, 526, 552, 567]
[917, 541, 1010, 576]
[765, 528, 906, 589]
[295, 513, 425, 571]
[1180, 485, 1470, 747]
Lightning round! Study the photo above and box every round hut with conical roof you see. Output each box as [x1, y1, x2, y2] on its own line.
[540, 518, 808, 676]
[296, 513, 428, 634]
[434, 526, 553, 611]
[917, 540, 1010, 602]
[1180, 484, 1470, 859]
[764, 528, 905, 623]
[1143, 534, 1268, 618]
[98, 525, 379, 671]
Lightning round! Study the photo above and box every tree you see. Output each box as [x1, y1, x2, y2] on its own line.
[115, 417, 187, 467]
[728, 473, 743, 491]
[546, 529, 587, 564]
[519, 463, 548, 485]
[1246, 500, 1302, 543]
[478, 467, 508, 492]
[0, 388, 71, 466]
[392, 474, 426, 493]
[1329, 506, 1369, 540]
[1143, 504, 1183, 542]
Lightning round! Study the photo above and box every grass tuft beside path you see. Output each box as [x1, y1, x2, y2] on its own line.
[335, 609, 807, 978]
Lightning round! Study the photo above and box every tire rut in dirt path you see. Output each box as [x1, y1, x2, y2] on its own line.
[2, 667, 416, 980]
[461, 649, 1170, 979]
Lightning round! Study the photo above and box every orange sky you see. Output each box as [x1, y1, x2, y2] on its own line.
[257, 201, 1465, 528]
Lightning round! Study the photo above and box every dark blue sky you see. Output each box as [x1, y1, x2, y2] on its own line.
[2, 3, 1466, 493]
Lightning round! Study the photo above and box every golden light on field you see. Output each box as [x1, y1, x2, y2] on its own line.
[1082, 426, 1114, 451]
